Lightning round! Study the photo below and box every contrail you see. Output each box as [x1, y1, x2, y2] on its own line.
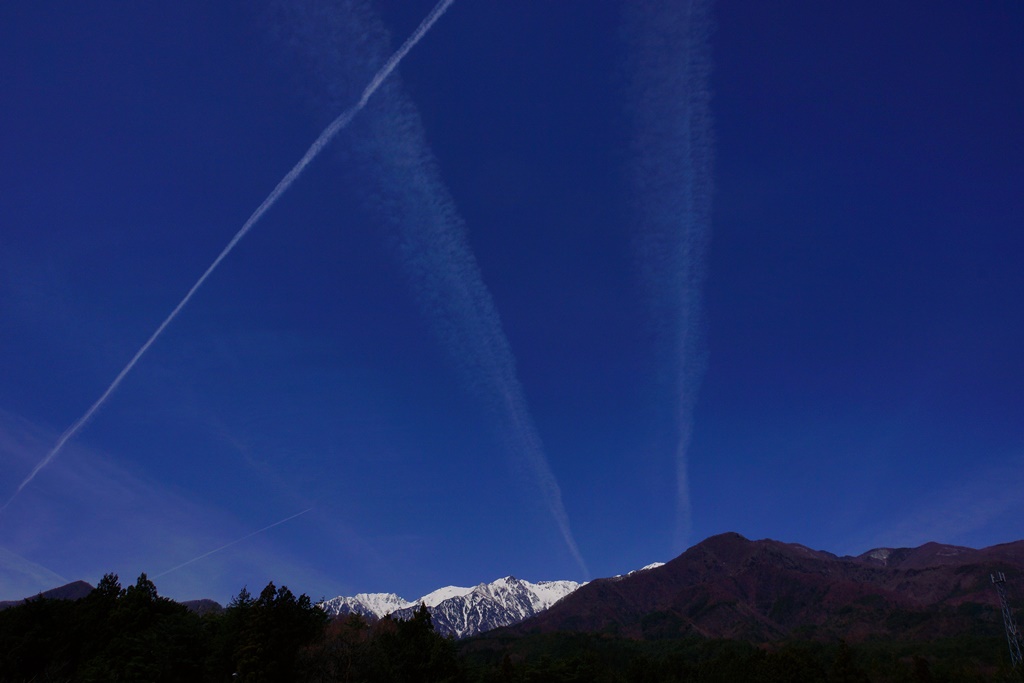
[347, 64, 589, 577]
[626, 0, 714, 552]
[1, 0, 455, 512]
[152, 507, 313, 579]
[273, 0, 588, 576]
[396, 154, 590, 577]
[0, 545, 69, 589]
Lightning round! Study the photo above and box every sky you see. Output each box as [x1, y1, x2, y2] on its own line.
[1, 1, 1022, 604]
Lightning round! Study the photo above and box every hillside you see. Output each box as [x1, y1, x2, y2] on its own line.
[498, 532, 1024, 642]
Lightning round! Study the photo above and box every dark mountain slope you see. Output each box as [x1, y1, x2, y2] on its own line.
[1, 580, 223, 615]
[501, 532, 1024, 642]
[0, 580, 94, 610]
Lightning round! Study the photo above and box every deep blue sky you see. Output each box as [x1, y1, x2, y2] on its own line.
[1, 1, 1022, 603]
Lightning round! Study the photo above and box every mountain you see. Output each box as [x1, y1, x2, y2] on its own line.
[0, 580, 94, 610]
[181, 598, 223, 615]
[497, 532, 1024, 642]
[0, 580, 224, 616]
[321, 591, 416, 620]
[322, 575, 584, 638]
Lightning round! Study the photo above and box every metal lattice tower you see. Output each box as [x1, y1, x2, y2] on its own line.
[991, 572, 1023, 669]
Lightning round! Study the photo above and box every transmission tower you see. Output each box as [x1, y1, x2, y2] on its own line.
[991, 572, 1023, 670]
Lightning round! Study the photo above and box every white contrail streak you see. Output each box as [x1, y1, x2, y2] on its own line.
[349, 76, 589, 578]
[1, 0, 455, 512]
[626, 0, 714, 552]
[152, 507, 313, 579]
[272, 0, 588, 577]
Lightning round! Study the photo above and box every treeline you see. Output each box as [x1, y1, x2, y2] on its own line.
[0, 573, 332, 682]
[0, 573, 457, 682]
[459, 633, 1023, 683]
[1, 574, 1020, 682]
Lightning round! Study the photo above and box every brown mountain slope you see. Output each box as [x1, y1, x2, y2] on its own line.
[501, 533, 1024, 642]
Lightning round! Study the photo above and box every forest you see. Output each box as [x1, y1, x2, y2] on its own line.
[0, 574, 1021, 682]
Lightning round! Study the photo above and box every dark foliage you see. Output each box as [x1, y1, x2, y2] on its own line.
[3, 572, 1022, 682]
[301, 604, 461, 682]
[457, 632, 1023, 683]
[0, 573, 325, 682]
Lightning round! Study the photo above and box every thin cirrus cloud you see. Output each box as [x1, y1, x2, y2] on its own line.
[153, 508, 314, 580]
[849, 454, 1024, 553]
[0, 383, 221, 573]
[0, 0, 455, 514]
[273, 0, 589, 577]
[0, 409, 344, 602]
[363, 107, 590, 577]
[625, 0, 715, 552]
[0, 545, 68, 599]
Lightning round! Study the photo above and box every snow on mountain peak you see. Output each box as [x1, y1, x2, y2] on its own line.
[320, 592, 412, 619]
[321, 574, 584, 638]
[418, 584, 474, 607]
[611, 561, 665, 579]
[520, 579, 582, 612]
[412, 575, 583, 638]
[316, 562, 712, 639]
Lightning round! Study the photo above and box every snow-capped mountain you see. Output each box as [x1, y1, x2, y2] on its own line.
[319, 592, 412, 620]
[392, 576, 581, 638]
[615, 562, 665, 578]
[321, 576, 582, 638]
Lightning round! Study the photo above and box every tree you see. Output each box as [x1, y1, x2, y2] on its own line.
[830, 640, 868, 683]
[232, 581, 328, 682]
[77, 572, 204, 682]
[391, 603, 460, 682]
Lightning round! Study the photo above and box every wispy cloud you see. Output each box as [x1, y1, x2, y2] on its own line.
[1, 0, 455, 513]
[273, 0, 588, 577]
[384, 124, 589, 577]
[365, 73, 590, 580]
[153, 508, 313, 579]
[0, 410, 343, 602]
[625, 0, 715, 552]
[0, 546, 68, 600]
[850, 454, 1024, 552]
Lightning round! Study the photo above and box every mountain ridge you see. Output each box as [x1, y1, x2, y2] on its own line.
[0, 580, 94, 610]
[494, 532, 1024, 642]
[322, 575, 585, 638]
[10, 533, 1024, 643]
